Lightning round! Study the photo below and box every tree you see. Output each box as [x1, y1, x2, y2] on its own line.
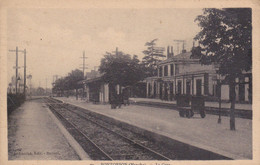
[99, 51, 145, 88]
[66, 69, 83, 89]
[53, 77, 66, 96]
[66, 69, 84, 99]
[194, 8, 252, 130]
[142, 39, 166, 77]
[52, 69, 84, 98]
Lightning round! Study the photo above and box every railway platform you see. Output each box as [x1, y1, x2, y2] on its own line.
[130, 98, 252, 119]
[56, 96, 252, 160]
[8, 99, 90, 160]
[130, 97, 252, 111]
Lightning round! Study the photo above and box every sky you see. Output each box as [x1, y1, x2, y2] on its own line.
[7, 8, 203, 88]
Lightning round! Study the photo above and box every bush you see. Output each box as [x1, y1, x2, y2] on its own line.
[7, 94, 25, 116]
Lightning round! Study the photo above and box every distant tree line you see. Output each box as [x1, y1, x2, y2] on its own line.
[52, 69, 83, 98]
[52, 39, 165, 97]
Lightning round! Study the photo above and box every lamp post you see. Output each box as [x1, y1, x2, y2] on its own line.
[17, 76, 21, 94]
[217, 73, 222, 124]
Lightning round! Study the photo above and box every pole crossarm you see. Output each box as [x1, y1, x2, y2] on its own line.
[9, 50, 25, 53]
[9, 47, 26, 96]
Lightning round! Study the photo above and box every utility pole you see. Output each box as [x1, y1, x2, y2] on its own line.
[80, 51, 88, 79]
[80, 51, 88, 99]
[52, 75, 58, 87]
[112, 47, 119, 56]
[53, 75, 58, 82]
[116, 47, 118, 56]
[24, 49, 26, 98]
[173, 40, 186, 54]
[9, 47, 26, 95]
[46, 78, 47, 95]
[52, 75, 58, 96]
[175, 42, 180, 55]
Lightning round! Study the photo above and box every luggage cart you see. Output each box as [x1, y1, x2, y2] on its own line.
[191, 96, 206, 118]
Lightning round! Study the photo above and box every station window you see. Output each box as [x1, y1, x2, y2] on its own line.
[177, 80, 182, 94]
[186, 80, 191, 95]
[175, 64, 179, 75]
[196, 79, 202, 96]
[159, 66, 162, 77]
[170, 64, 174, 76]
[164, 65, 168, 76]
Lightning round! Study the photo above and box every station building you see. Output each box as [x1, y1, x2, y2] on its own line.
[78, 69, 120, 103]
[78, 48, 252, 104]
[79, 69, 146, 104]
[145, 47, 252, 103]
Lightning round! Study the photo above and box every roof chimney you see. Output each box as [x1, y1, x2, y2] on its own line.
[167, 46, 170, 59]
[171, 46, 174, 57]
[167, 46, 174, 59]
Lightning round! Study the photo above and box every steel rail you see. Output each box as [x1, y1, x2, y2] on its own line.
[43, 98, 113, 160]
[46, 97, 171, 160]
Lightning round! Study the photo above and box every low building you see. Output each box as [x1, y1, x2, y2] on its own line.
[78, 69, 113, 104]
[79, 69, 146, 104]
[85, 77, 109, 103]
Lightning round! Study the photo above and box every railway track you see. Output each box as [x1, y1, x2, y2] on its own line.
[43, 97, 172, 160]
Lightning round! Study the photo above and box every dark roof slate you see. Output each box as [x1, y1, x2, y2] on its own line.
[159, 51, 193, 64]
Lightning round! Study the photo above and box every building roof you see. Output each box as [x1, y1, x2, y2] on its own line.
[78, 76, 103, 85]
[159, 51, 199, 65]
[173, 51, 192, 59]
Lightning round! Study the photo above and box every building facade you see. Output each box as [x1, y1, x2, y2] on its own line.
[146, 48, 252, 103]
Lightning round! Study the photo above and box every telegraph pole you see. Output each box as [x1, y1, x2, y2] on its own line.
[53, 75, 59, 82]
[174, 40, 186, 54]
[52, 75, 58, 96]
[80, 51, 88, 79]
[46, 78, 48, 95]
[52, 75, 59, 87]
[24, 49, 26, 98]
[9, 47, 26, 95]
[80, 51, 88, 99]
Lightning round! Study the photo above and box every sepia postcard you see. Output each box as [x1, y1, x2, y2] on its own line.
[0, 0, 259, 165]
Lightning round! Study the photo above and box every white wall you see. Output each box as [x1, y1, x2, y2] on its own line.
[168, 64, 171, 76]
[208, 75, 214, 95]
[99, 84, 104, 102]
[86, 86, 89, 101]
[235, 85, 239, 101]
[245, 84, 249, 101]
[104, 83, 109, 103]
[194, 76, 204, 95]
[221, 85, 229, 100]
